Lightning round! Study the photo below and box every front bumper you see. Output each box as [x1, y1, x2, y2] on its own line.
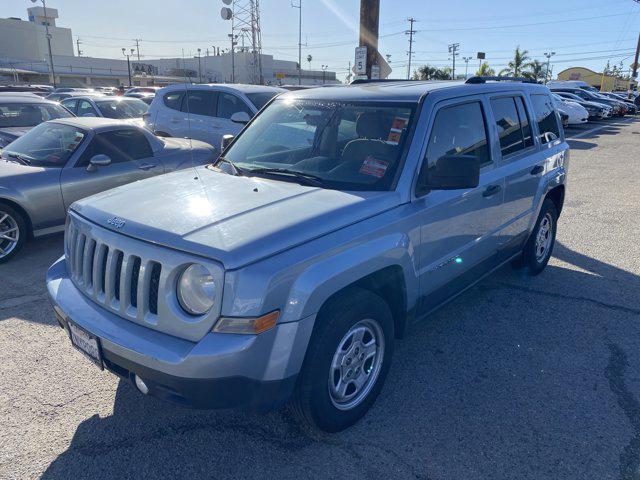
[46, 256, 315, 411]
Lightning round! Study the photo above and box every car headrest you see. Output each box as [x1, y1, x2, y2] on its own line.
[356, 111, 391, 140]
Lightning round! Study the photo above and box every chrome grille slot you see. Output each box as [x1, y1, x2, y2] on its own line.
[64, 212, 223, 342]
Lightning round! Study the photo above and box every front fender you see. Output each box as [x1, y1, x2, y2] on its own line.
[282, 233, 417, 322]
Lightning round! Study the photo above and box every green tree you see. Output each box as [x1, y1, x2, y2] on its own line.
[499, 46, 530, 77]
[476, 61, 495, 76]
[524, 59, 546, 82]
[412, 64, 452, 80]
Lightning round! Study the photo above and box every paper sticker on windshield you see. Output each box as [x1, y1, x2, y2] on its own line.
[359, 156, 389, 178]
[387, 117, 408, 144]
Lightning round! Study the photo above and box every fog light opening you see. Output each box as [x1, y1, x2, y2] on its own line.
[134, 375, 149, 395]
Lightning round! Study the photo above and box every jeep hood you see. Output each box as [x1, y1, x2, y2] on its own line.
[71, 166, 401, 269]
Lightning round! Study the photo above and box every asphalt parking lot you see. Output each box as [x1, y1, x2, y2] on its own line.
[1, 117, 639, 480]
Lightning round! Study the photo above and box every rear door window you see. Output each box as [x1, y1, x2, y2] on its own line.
[181, 90, 217, 117]
[424, 101, 492, 170]
[530, 94, 561, 144]
[490, 96, 535, 158]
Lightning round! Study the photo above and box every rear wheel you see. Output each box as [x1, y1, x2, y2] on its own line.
[0, 203, 27, 264]
[514, 198, 558, 276]
[291, 288, 394, 432]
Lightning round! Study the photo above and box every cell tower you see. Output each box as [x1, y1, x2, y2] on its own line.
[221, 0, 263, 84]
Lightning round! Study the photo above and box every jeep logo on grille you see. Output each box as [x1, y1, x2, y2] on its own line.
[107, 216, 126, 229]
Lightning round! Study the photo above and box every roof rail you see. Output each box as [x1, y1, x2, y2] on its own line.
[350, 78, 418, 85]
[465, 76, 537, 84]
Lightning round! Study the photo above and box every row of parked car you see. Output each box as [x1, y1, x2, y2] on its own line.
[546, 80, 639, 126]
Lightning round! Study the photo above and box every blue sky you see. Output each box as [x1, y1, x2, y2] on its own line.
[6, 0, 640, 81]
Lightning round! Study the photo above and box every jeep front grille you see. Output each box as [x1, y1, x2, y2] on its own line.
[64, 212, 224, 342]
[66, 225, 162, 321]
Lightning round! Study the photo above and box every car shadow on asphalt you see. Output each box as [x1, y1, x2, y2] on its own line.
[39, 240, 640, 479]
[566, 139, 597, 150]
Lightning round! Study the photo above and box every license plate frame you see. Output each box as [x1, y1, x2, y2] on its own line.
[67, 320, 104, 370]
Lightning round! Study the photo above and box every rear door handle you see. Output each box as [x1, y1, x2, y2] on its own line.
[138, 163, 157, 171]
[530, 165, 544, 175]
[482, 184, 502, 198]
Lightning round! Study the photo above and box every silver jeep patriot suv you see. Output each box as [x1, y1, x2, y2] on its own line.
[47, 77, 568, 432]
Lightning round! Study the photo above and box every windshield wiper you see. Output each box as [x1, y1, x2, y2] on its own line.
[244, 167, 325, 187]
[5, 152, 31, 166]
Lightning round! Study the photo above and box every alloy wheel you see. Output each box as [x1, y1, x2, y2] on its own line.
[535, 213, 553, 263]
[0, 211, 20, 260]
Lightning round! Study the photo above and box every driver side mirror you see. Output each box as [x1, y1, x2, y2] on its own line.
[221, 134, 235, 152]
[87, 154, 111, 172]
[417, 154, 480, 196]
[230, 111, 251, 124]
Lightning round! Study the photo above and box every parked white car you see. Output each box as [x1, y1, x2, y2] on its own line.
[145, 84, 285, 149]
[60, 95, 148, 126]
[551, 94, 588, 125]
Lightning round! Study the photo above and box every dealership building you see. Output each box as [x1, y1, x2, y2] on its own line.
[0, 6, 338, 87]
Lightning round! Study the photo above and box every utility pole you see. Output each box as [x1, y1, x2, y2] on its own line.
[448, 43, 459, 79]
[322, 64, 327, 84]
[632, 32, 640, 84]
[133, 39, 141, 60]
[544, 51, 556, 82]
[463, 56, 472, 79]
[359, 0, 380, 80]
[347, 60, 352, 83]
[292, 0, 302, 84]
[31, 0, 56, 87]
[76, 37, 82, 57]
[122, 48, 134, 87]
[406, 17, 416, 80]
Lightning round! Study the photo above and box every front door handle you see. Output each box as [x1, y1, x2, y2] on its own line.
[482, 184, 502, 198]
[138, 163, 157, 171]
[530, 165, 544, 175]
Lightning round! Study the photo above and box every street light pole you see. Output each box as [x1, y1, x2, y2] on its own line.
[228, 34, 236, 83]
[197, 48, 202, 83]
[322, 64, 327, 84]
[463, 56, 472, 79]
[292, 0, 302, 85]
[544, 51, 556, 82]
[31, 0, 56, 87]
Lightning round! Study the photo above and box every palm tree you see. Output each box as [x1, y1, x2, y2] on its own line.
[499, 47, 530, 77]
[412, 65, 452, 80]
[476, 61, 495, 77]
[525, 60, 546, 82]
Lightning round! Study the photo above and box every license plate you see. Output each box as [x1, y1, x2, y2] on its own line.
[68, 320, 103, 369]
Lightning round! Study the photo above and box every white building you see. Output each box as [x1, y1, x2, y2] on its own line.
[0, 6, 338, 87]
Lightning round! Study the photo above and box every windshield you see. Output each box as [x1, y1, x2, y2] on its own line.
[223, 99, 415, 191]
[246, 92, 280, 111]
[96, 98, 148, 118]
[0, 102, 73, 127]
[1, 122, 86, 167]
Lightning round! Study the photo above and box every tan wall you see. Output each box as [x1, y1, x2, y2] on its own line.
[557, 67, 630, 91]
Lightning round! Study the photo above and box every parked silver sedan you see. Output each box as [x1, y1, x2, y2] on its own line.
[0, 117, 216, 262]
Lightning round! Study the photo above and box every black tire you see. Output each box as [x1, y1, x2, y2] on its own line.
[291, 288, 394, 432]
[514, 198, 558, 276]
[0, 202, 27, 264]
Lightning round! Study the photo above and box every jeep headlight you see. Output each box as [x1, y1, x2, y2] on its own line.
[177, 264, 216, 316]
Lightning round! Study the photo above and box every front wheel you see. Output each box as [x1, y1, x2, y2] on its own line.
[515, 198, 558, 276]
[0, 203, 27, 264]
[291, 288, 394, 432]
